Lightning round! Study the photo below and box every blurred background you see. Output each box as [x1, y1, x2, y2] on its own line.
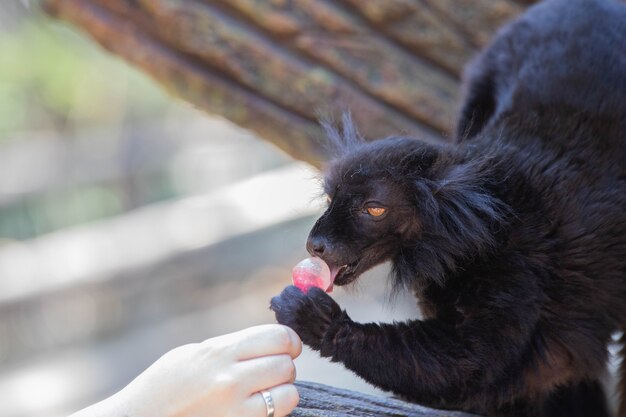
[0, 2, 421, 416]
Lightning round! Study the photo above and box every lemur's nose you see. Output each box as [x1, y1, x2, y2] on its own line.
[306, 236, 326, 257]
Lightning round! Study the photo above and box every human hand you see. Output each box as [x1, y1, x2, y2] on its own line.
[74, 324, 301, 417]
[270, 285, 349, 355]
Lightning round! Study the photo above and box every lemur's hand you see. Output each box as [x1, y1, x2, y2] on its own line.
[270, 285, 348, 355]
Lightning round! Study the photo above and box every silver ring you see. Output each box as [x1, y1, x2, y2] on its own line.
[260, 389, 275, 417]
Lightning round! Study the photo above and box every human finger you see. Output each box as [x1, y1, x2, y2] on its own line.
[234, 354, 296, 395]
[218, 324, 301, 360]
[243, 383, 299, 417]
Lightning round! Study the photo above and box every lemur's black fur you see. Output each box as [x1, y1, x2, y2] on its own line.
[271, 0, 626, 415]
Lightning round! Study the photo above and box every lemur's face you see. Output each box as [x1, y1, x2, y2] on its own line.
[307, 176, 418, 287]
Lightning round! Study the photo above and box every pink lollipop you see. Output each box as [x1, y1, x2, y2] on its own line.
[292, 257, 333, 293]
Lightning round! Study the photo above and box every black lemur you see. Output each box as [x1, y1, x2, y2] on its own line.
[270, 0, 626, 415]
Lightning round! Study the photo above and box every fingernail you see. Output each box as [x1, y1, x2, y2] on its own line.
[288, 328, 301, 347]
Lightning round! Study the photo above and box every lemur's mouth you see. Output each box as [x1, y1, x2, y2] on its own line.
[329, 260, 360, 287]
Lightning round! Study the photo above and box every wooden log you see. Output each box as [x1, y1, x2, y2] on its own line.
[417, 0, 524, 48]
[210, 0, 459, 131]
[104, 0, 435, 133]
[42, 0, 535, 167]
[42, 0, 328, 167]
[293, 381, 478, 417]
[337, 0, 474, 75]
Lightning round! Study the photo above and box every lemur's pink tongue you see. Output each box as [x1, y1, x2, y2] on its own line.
[328, 265, 346, 290]
[292, 257, 333, 293]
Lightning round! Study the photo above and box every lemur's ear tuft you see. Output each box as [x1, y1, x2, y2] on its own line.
[320, 111, 365, 157]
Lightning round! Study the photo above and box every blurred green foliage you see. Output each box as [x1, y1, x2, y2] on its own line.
[1, 185, 121, 240]
[0, 14, 183, 241]
[0, 174, 178, 241]
[0, 16, 170, 137]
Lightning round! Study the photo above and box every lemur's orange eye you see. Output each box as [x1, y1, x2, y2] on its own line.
[366, 207, 386, 217]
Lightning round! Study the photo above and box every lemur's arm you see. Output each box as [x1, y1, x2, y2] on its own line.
[271, 278, 542, 407]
